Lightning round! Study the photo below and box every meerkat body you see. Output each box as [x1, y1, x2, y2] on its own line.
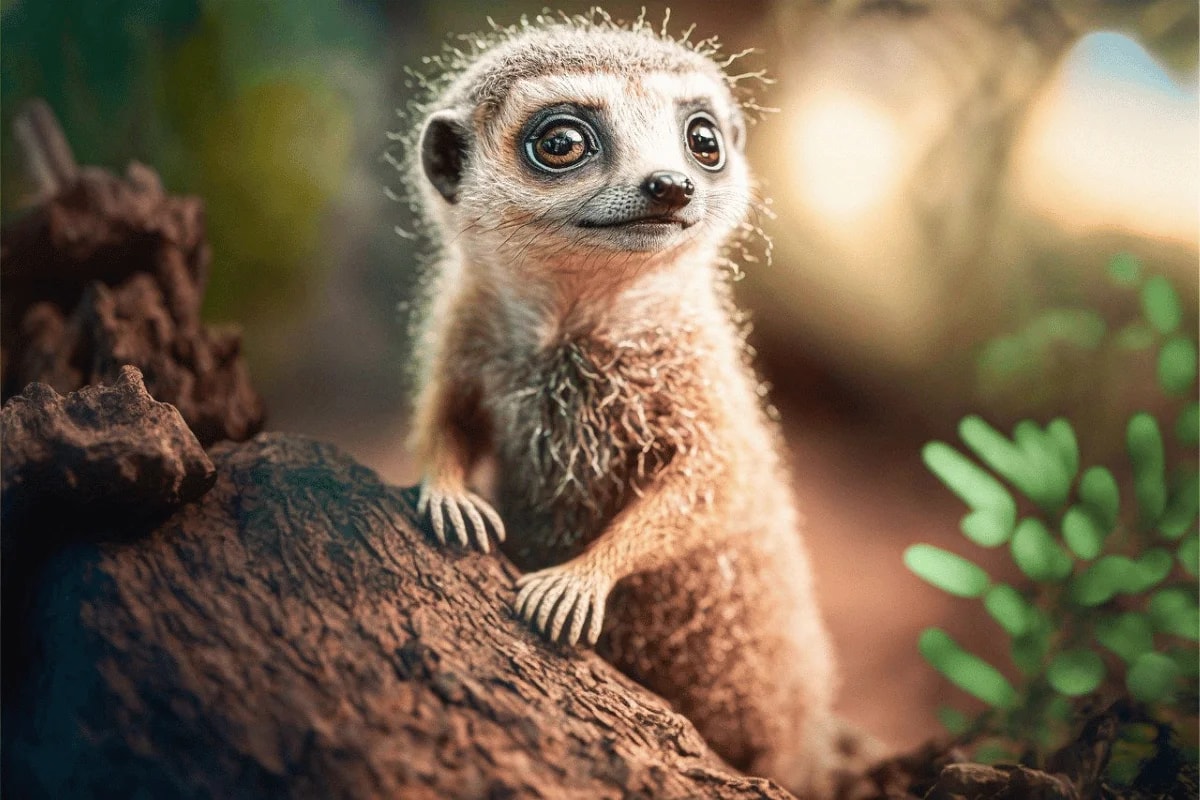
[405, 14, 839, 795]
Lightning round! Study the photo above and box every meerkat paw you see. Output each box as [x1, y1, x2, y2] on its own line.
[514, 561, 612, 646]
[417, 480, 505, 553]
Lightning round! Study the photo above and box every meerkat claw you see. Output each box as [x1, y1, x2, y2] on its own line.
[515, 565, 611, 646]
[533, 578, 570, 632]
[548, 587, 579, 642]
[441, 495, 468, 547]
[513, 574, 554, 619]
[469, 491, 506, 542]
[418, 481, 504, 554]
[459, 500, 488, 552]
[417, 485, 448, 545]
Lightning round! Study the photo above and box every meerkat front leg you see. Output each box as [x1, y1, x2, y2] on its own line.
[515, 466, 724, 645]
[409, 373, 504, 553]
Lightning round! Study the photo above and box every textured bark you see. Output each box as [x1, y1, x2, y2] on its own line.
[865, 740, 968, 799]
[861, 705, 1198, 800]
[925, 762, 1078, 799]
[0, 155, 264, 446]
[1, 432, 794, 800]
[0, 365, 215, 539]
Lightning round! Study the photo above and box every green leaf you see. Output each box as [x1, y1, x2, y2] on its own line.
[1167, 645, 1200, 678]
[1011, 609, 1052, 675]
[1147, 588, 1200, 641]
[1063, 506, 1105, 560]
[1071, 556, 1138, 606]
[1108, 253, 1142, 285]
[975, 742, 1018, 765]
[1129, 549, 1173, 592]
[1030, 309, 1106, 349]
[937, 705, 971, 736]
[1046, 694, 1073, 723]
[1011, 518, 1073, 582]
[904, 545, 991, 598]
[1013, 420, 1072, 509]
[1047, 649, 1106, 696]
[1010, 638, 1042, 675]
[1141, 276, 1182, 334]
[1114, 322, 1155, 351]
[1157, 337, 1198, 396]
[919, 628, 1016, 708]
[1176, 402, 1199, 446]
[1127, 413, 1167, 528]
[1120, 723, 1160, 744]
[1095, 612, 1154, 663]
[958, 417, 1040, 504]
[1126, 651, 1180, 703]
[1159, 469, 1199, 540]
[1079, 467, 1120, 532]
[984, 584, 1032, 636]
[977, 336, 1029, 381]
[923, 442, 1017, 534]
[1108, 751, 1143, 785]
[1045, 418, 1080, 482]
[961, 509, 1015, 548]
[1179, 534, 1199, 577]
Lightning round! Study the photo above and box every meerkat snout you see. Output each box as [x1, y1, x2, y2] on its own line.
[641, 171, 695, 210]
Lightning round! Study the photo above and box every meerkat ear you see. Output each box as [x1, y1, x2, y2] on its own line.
[419, 110, 470, 204]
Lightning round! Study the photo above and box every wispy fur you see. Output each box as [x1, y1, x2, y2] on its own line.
[388, 9, 775, 366]
[398, 10, 841, 796]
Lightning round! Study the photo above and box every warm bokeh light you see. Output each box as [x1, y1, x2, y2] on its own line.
[791, 90, 904, 225]
[1013, 31, 1199, 249]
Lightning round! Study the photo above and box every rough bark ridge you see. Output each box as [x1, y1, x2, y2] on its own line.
[0, 364, 215, 539]
[1, 114, 264, 445]
[2, 431, 792, 800]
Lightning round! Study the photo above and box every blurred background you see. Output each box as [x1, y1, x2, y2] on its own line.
[2, 0, 1196, 754]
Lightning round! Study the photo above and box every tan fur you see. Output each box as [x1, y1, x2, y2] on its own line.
[404, 13, 839, 796]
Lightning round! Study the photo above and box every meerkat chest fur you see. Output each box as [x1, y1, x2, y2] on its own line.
[407, 11, 779, 568]
[482, 291, 723, 569]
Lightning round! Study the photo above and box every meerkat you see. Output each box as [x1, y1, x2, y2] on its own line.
[403, 11, 842, 796]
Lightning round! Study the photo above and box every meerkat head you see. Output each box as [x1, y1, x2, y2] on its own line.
[411, 15, 757, 280]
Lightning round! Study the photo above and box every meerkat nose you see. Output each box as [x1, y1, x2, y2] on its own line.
[641, 171, 695, 209]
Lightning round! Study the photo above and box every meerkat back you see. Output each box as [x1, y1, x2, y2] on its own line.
[402, 13, 848, 797]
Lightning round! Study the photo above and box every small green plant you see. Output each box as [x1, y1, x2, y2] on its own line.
[905, 254, 1198, 779]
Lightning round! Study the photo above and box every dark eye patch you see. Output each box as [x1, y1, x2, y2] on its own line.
[519, 104, 605, 175]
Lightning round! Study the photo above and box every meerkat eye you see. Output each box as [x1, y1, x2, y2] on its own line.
[525, 115, 599, 173]
[684, 112, 725, 172]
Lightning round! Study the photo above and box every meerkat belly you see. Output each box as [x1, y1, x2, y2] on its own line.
[484, 334, 710, 570]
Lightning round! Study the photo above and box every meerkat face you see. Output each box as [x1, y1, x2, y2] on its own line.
[419, 50, 751, 271]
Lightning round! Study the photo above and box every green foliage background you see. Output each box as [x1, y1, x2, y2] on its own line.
[1, 0, 380, 322]
[907, 256, 1199, 781]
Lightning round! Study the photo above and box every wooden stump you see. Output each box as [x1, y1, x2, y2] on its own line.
[1, 429, 792, 800]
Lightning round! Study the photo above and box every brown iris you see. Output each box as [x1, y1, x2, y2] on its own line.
[685, 114, 724, 171]
[527, 122, 593, 171]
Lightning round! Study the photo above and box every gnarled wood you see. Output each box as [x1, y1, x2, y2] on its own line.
[1, 365, 215, 539]
[1, 432, 793, 800]
[0, 128, 264, 446]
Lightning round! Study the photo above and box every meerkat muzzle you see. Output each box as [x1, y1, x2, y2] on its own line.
[641, 170, 695, 210]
